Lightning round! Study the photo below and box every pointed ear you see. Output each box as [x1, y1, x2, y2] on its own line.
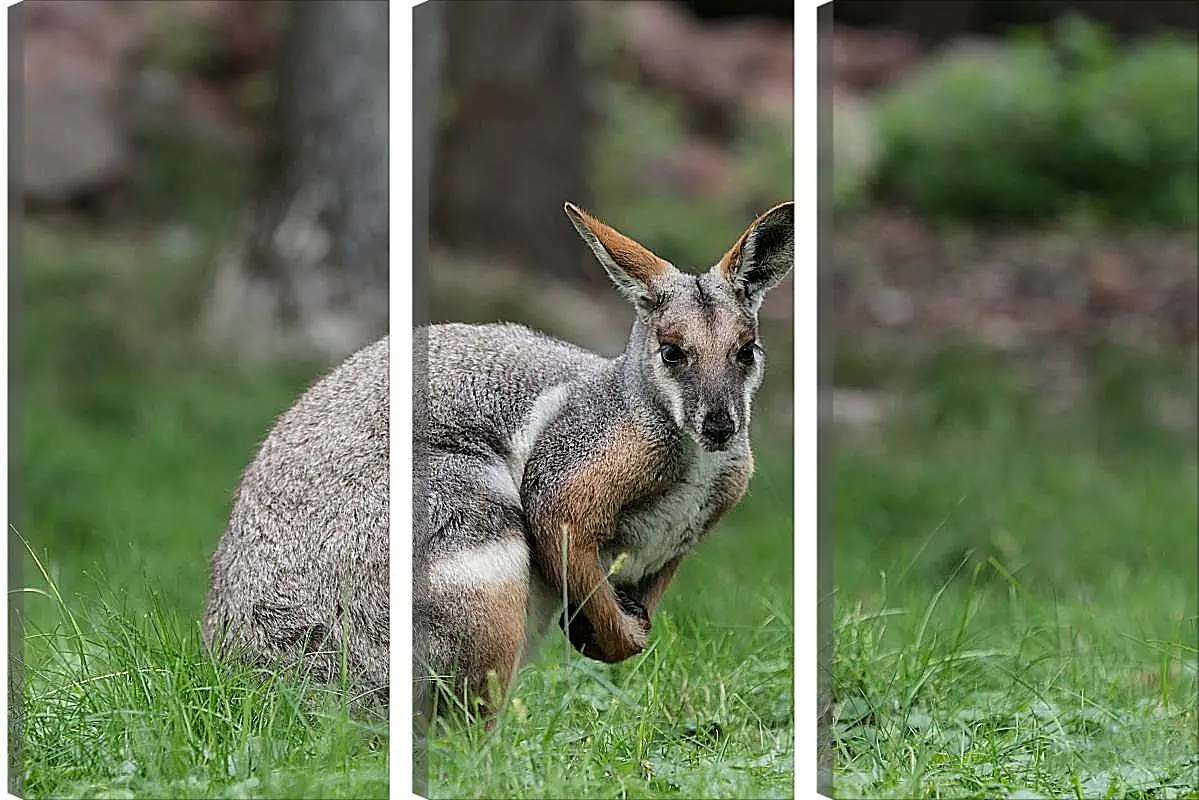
[564, 202, 673, 310]
[714, 202, 794, 312]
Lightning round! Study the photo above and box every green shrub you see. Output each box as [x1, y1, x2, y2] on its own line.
[1063, 34, 1199, 225]
[874, 18, 1199, 227]
[876, 40, 1067, 222]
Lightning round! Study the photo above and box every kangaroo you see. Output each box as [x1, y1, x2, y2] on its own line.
[415, 201, 793, 721]
[203, 336, 389, 705]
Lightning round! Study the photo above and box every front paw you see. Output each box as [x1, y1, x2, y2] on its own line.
[560, 591, 650, 661]
[593, 612, 648, 663]
[558, 607, 648, 663]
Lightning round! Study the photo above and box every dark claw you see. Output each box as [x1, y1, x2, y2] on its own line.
[615, 588, 649, 626]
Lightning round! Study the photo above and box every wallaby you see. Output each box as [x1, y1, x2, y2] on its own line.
[203, 336, 390, 705]
[414, 201, 793, 721]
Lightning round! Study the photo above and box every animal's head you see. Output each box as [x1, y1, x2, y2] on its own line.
[565, 201, 793, 452]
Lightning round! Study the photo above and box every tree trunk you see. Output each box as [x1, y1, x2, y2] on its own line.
[205, 0, 389, 364]
[433, 0, 595, 285]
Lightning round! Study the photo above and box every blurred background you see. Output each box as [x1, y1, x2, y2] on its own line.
[16, 0, 389, 634]
[16, 3, 392, 795]
[829, 0, 1197, 594]
[829, 2, 1197, 795]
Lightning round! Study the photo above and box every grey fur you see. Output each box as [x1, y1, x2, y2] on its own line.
[415, 202, 794, 717]
[203, 336, 390, 704]
[200, 202, 791, 717]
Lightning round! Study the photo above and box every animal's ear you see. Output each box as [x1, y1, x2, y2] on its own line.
[713, 202, 794, 312]
[564, 202, 674, 311]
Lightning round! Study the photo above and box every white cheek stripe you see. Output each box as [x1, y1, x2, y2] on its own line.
[658, 369, 687, 429]
[428, 537, 530, 594]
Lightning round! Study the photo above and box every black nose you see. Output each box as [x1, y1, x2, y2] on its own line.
[701, 411, 736, 443]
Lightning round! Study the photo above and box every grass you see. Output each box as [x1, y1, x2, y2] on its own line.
[20, 543, 387, 800]
[832, 337, 1199, 798]
[425, 444, 796, 800]
[16, 206, 389, 797]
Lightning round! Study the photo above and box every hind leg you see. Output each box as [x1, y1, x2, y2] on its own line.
[415, 451, 532, 722]
[419, 540, 529, 722]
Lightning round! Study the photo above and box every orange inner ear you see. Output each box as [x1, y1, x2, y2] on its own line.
[717, 226, 752, 281]
[569, 205, 670, 287]
[718, 202, 792, 281]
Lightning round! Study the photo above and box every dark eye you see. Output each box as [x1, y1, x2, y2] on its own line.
[736, 341, 758, 365]
[659, 343, 687, 365]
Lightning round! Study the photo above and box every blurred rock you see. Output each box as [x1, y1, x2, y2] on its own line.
[23, 0, 277, 208]
[23, 1, 140, 205]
